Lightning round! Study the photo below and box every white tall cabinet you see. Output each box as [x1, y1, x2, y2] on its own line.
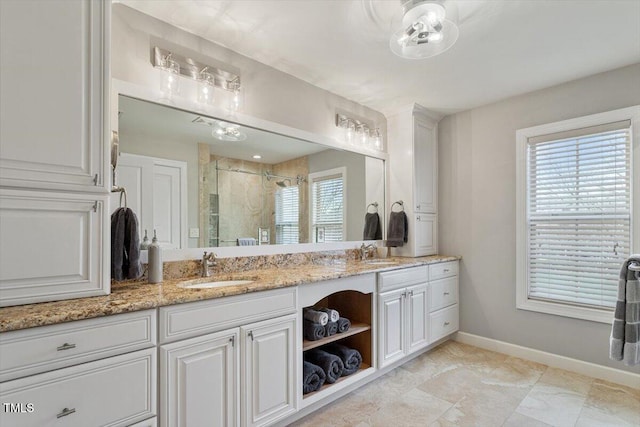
[0, 0, 110, 306]
[387, 104, 440, 257]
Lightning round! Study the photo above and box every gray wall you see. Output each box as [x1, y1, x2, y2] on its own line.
[438, 63, 640, 373]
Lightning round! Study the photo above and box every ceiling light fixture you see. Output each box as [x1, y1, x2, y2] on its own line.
[252, 154, 262, 159]
[192, 116, 247, 142]
[390, 0, 459, 60]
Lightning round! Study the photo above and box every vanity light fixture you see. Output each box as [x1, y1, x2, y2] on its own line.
[390, 0, 459, 59]
[153, 47, 242, 109]
[335, 114, 382, 150]
[252, 154, 262, 159]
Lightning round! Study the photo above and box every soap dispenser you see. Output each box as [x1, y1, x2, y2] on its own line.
[140, 229, 150, 250]
[148, 230, 163, 284]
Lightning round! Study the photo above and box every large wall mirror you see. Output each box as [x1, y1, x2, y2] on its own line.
[114, 95, 385, 249]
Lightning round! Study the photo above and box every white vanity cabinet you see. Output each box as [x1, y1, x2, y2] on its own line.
[158, 288, 298, 427]
[0, 310, 157, 427]
[388, 105, 440, 257]
[428, 261, 460, 343]
[0, 0, 111, 306]
[378, 266, 430, 367]
[0, 0, 110, 192]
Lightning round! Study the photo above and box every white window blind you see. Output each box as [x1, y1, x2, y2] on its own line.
[275, 186, 299, 244]
[526, 120, 631, 309]
[312, 174, 344, 242]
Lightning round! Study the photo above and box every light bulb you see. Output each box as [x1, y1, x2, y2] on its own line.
[428, 32, 443, 43]
[159, 58, 180, 99]
[197, 71, 215, 105]
[228, 81, 243, 112]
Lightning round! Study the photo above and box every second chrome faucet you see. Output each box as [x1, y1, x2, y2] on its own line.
[201, 251, 218, 277]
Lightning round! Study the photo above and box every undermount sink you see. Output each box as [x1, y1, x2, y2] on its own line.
[362, 260, 399, 266]
[178, 279, 255, 289]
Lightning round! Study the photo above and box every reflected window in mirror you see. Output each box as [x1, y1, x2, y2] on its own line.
[275, 186, 299, 244]
[310, 167, 346, 243]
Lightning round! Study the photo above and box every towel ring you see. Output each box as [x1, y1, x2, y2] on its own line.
[391, 200, 404, 212]
[111, 186, 127, 208]
[629, 262, 640, 272]
[367, 202, 378, 213]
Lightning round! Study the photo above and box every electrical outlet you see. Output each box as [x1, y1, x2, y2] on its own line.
[189, 228, 200, 238]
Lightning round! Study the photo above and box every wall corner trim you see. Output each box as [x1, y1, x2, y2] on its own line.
[453, 332, 640, 389]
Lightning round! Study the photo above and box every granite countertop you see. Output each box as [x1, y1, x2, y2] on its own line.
[0, 255, 459, 333]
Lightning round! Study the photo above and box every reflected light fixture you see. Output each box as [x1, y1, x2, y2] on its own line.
[211, 121, 247, 142]
[252, 154, 262, 159]
[390, 0, 459, 59]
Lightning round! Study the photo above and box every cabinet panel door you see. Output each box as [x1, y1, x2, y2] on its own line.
[160, 330, 238, 427]
[0, 349, 155, 427]
[242, 314, 297, 427]
[407, 283, 429, 353]
[378, 288, 406, 367]
[413, 117, 437, 213]
[414, 213, 437, 256]
[0, 0, 108, 191]
[0, 190, 108, 307]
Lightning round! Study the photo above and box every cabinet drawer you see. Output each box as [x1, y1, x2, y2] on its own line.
[429, 304, 459, 343]
[378, 266, 428, 292]
[429, 261, 458, 281]
[428, 277, 458, 312]
[0, 348, 156, 427]
[0, 310, 156, 382]
[0, 190, 109, 307]
[130, 418, 157, 427]
[159, 287, 296, 343]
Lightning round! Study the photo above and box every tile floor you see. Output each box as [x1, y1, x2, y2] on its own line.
[290, 341, 640, 427]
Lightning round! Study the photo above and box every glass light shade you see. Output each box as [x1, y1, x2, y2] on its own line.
[212, 121, 247, 142]
[371, 129, 382, 150]
[228, 83, 243, 112]
[159, 58, 180, 98]
[345, 121, 356, 145]
[197, 71, 215, 105]
[390, 1, 459, 59]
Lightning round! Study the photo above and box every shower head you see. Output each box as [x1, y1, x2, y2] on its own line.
[276, 178, 291, 188]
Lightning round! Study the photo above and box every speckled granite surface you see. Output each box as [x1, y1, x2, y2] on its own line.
[0, 254, 459, 333]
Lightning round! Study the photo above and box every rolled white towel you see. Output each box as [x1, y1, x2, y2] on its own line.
[320, 308, 340, 323]
[304, 308, 328, 326]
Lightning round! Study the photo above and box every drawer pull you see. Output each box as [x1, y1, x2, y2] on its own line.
[248, 331, 254, 341]
[56, 407, 76, 418]
[443, 321, 450, 326]
[443, 292, 450, 296]
[57, 343, 76, 351]
[443, 269, 450, 273]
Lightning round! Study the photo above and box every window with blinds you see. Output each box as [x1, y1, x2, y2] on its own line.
[526, 120, 631, 310]
[311, 172, 344, 242]
[275, 186, 299, 244]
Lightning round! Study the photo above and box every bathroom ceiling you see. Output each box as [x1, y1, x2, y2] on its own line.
[118, 0, 640, 116]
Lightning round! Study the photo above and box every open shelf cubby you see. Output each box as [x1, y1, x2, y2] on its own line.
[302, 290, 373, 400]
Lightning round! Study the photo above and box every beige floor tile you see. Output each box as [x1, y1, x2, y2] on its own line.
[503, 412, 553, 426]
[439, 386, 524, 426]
[482, 356, 547, 388]
[426, 341, 508, 373]
[417, 367, 486, 403]
[576, 379, 640, 427]
[536, 367, 594, 395]
[369, 388, 452, 427]
[516, 384, 587, 427]
[290, 394, 379, 427]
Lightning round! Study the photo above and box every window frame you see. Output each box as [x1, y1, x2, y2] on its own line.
[516, 106, 640, 323]
[308, 167, 347, 243]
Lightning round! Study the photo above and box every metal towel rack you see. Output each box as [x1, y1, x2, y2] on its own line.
[367, 202, 378, 213]
[391, 200, 404, 212]
[110, 130, 128, 208]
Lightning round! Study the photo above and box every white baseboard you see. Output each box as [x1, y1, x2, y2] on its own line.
[454, 332, 640, 390]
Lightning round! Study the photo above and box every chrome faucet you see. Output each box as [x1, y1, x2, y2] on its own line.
[201, 251, 218, 277]
[359, 243, 377, 261]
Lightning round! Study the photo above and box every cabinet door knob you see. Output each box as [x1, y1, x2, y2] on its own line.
[443, 292, 450, 296]
[444, 321, 450, 326]
[248, 331, 254, 341]
[57, 407, 76, 418]
[57, 343, 76, 351]
[229, 336, 235, 347]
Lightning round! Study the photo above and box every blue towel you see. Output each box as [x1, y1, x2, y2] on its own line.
[302, 361, 326, 394]
[305, 349, 344, 383]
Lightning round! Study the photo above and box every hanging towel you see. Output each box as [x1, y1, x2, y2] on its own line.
[363, 212, 382, 240]
[111, 207, 142, 281]
[305, 349, 344, 383]
[303, 308, 329, 326]
[325, 344, 362, 376]
[302, 361, 326, 394]
[319, 308, 340, 323]
[337, 317, 351, 333]
[610, 254, 640, 366]
[237, 237, 257, 246]
[303, 319, 326, 341]
[325, 321, 338, 337]
[387, 211, 408, 247]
